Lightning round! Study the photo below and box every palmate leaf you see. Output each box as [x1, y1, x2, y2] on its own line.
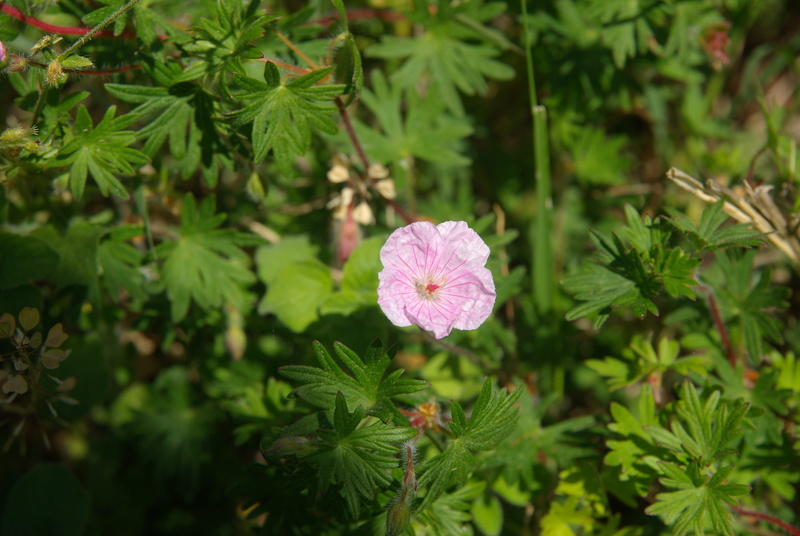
[353, 70, 473, 167]
[155, 194, 257, 321]
[310, 392, 417, 519]
[646, 463, 750, 536]
[587, 336, 709, 392]
[565, 204, 700, 326]
[180, 0, 278, 97]
[106, 60, 232, 187]
[97, 224, 146, 302]
[367, 0, 514, 115]
[417, 380, 521, 512]
[279, 339, 429, 422]
[645, 382, 749, 466]
[666, 201, 763, 250]
[230, 63, 345, 176]
[53, 105, 149, 200]
[414, 481, 485, 536]
[709, 249, 790, 361]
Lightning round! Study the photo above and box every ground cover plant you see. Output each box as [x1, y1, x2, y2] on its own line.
[0, 0, 799, 534]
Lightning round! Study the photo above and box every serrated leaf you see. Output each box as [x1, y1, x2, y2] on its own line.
[53, 105, 149, 200]
[155, 195, 256, 321]
[230, 66, 344, 176]
[367, 10, 514, 116]
[646, 462, 750, 536]
[308, 390, 416, 519]
[106, 67, 231, 186]
[417, 380, 521, 511]
[279, 340, 428, 419]
[353, 70, 473, 167]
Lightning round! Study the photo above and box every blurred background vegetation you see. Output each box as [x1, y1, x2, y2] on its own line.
[0, 0, 799, 534]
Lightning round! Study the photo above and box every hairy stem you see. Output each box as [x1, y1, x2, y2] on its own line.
[0, 2, 136, 38]
[58, 0, 144, 61]
[732, 506, 800, 536]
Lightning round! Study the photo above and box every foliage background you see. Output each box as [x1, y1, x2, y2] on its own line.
[0, 0, 799, 535]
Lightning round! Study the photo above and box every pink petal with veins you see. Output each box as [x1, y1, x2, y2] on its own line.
[377, 221, 496, 339]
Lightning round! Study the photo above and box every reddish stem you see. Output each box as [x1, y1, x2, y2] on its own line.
[335, 98, 369, 171]
[702, 286, 737, 367]
[309, 9, 405, 29]
[732, 506, 800, 536]
[0, 2, 136, 38]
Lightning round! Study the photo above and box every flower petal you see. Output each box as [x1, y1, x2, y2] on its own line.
[377, 221, 496, 338]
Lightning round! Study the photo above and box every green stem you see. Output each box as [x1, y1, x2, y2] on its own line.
[520, 0, 554, 316]
[57, 0, 143, 60]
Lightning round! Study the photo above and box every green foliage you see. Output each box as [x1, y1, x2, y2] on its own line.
[230, 63, 345, 175]
[52, 105, 149, 199]
[106, 65, 233, 187]
[280, 339, 428, 421]
[587, 335, 708, 391]
[416, 379, 521, 511]
[1, 0, 799, 534]
[646, 463, 750, 536]
[367, 0, 515, 115]
[312, 392, 417, 518]
[156, 194, 257, 321]
[564, 205, 701, 327]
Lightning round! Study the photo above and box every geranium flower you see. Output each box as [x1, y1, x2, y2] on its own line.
[377, 221, 496, 339]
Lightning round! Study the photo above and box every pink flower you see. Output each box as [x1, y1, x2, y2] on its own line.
[377, 221, 496, 339]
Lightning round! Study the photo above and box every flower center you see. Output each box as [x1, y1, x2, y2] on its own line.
[417, 277, 444, 300]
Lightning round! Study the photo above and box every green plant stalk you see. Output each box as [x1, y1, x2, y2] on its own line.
[57, 0, 143, 61]
[520, 0, 554, 316]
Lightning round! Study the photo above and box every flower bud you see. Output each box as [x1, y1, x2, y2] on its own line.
[385, 501, 411, 536]
[327, 164, 349, 183]
[46, 60, 64, 86]
[368, 162, 389, 179]
[375, 179, 396, 199]
[337, 217, 360, 266]
[0, 42, 7, 69]
[352, 201, 374, 225]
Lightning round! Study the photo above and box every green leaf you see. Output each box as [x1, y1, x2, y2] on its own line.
[320, 236, 384, 316]
[417, 380, 521, 511]
[60, 54, 93, 69]
[367, 7, 514, 115]
[97, 225, 146, 302]
[565, 205, 702, 325]
[106, 69, 232, 187]
[1, 464, 90, 536]
[156, 195, 256, 321]
[586, 335, 708, 391]
[353, 70, 473, 167]
[708, 250, 790, 361]
[254, 235, 318, 286]
[646, 462, 750, 536]
[646, 383, 749, 465]
[258, 259, 333, 332]
[471, 493, 503, 536]
[0, 233, 59, 289]
[48, 221, 105, 286]
[309, 392, 416, 519]
[415, 481, 485, 536]
[230, 65, 344, 176]
[53, 105, 149, 200]
[280, 340, 428, 420]
[666, 201, 763, 250]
